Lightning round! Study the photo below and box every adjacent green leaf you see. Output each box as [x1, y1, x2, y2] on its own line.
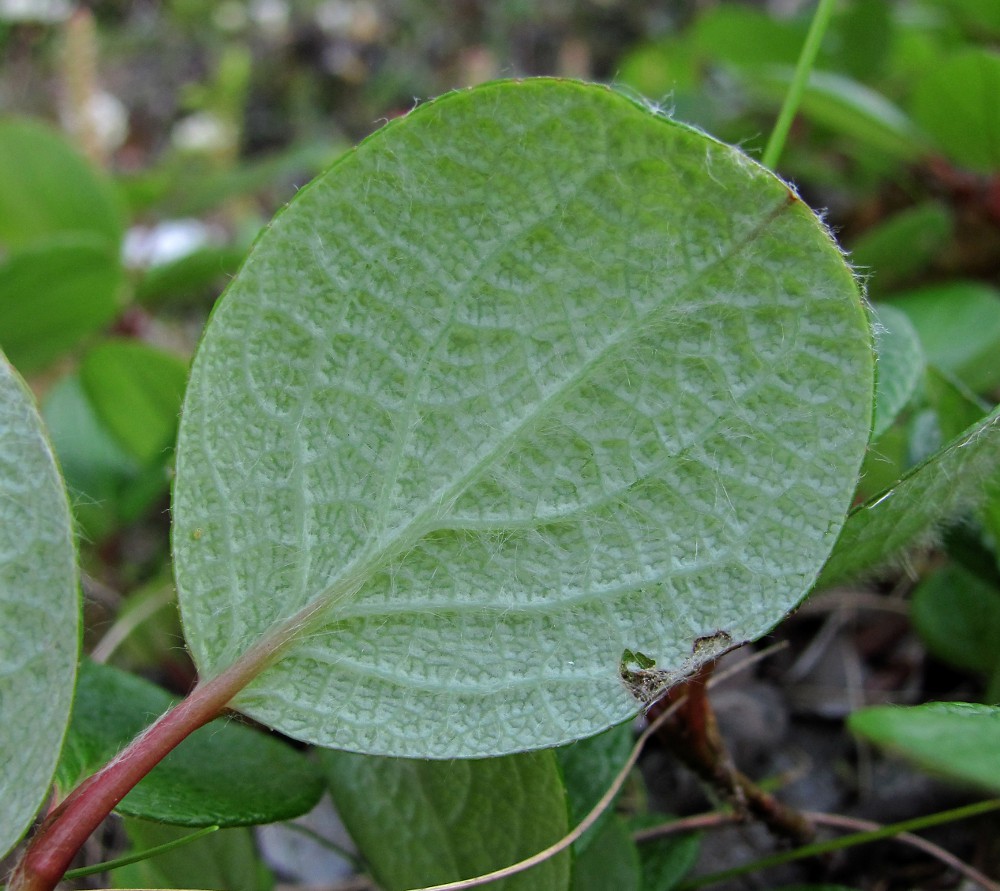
[121, 139, 339, 218]
[871, 304, 924, 438]
[56, 661, 324, 826]
[689, 0, 891, 84]
[556, 722, 633, 852]
[924, 367, 991, 442]
[0, 353, 79, 859]
[849, 203, 952, 296]
[570, 815, 640, 891]
[849, 702, 1000, 792]
[911, 563, 1000, 677]
[616, 40, 699, 102]
[44, 374, 140, 498]
[0, 236, 124, 374]
[892, 282, 1000, 393]
[820, 405, 1000, 586]
[910, 48, 1000, 173]
[134, 242, 249, 308]
[758, 69, 927, 162]
[112, 819, 273, 891]
[886, 22, 957, 91]
[80, 339, 189, 465]
[940, 0, 1000, 38]
[829, 0, 892, 82]
[174, 79, 873, 757]
[632, 817, 700, 891]
[93, 574, 181, 670]
[42, 374, 152, 541]
[320, 749, 570, 891]
[0, 117, 124, 250]
[691, 5, 805, 71]
[856, 420, 908, 503]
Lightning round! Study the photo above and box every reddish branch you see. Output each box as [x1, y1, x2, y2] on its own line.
[7, 634, 284, 891]
[647, 661, 815, 847]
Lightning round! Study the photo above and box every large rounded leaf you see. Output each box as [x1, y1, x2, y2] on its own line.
[0, 354, 79, 858]
[173, 79, 873, 758]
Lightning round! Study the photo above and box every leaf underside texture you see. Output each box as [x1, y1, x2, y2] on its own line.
[0, 355, 78, 857]
[173, 79, 873, 758]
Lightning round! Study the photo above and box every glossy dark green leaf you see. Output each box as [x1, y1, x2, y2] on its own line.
[556, 722, 633, 852]
[911, 48, 1000, 172]
[849, 702, 1000, 792]
[80, 339, 189, 465]
[0, 237, 124, 374]
[0, 117, 124, 250]
[112, 819, 273, 891]
[629, 814, 700, 891]
[638, 835, 700, 891]
[911, 564, 1000, 676]
[319, 748, 570, 891]
[893, 282, 1000, 393]
[56, 661, 324, 826]
[570, 815, 640, 891]
[0, 354, 79, 859]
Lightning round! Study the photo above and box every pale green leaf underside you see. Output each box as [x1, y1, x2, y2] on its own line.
[820, 404, 1000, 587]
[174, 79, 873, 757]
[0, 354, 78, 858]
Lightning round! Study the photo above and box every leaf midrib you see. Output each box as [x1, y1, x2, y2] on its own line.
[239, 192, 797, 668]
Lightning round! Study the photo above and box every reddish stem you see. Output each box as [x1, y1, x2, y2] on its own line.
[8, 636, 280, 891]
[648, 663, 815, 846]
